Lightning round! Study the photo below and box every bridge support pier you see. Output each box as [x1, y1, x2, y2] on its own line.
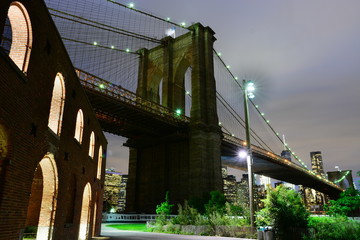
[126, 23, 223, 213]
[125, 129, 222, 213]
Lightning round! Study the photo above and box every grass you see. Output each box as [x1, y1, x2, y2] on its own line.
[106, 223, 148, 232]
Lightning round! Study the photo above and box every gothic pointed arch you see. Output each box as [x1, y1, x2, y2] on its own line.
[48, 73, 65, 135]
[147, 67, 163, 104]
[173, 56, 191, 115]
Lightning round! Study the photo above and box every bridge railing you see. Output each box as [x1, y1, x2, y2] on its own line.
[103, 213, 176, 222]
[222, 133, 343, 191]
[75, 69, 190, 124]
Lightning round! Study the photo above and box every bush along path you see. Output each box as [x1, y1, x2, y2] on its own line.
[149, 187, 360, 239]
[150, 191, 256, 239]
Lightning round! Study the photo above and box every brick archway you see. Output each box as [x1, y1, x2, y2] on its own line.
[79, 182, 92, 240]
[28, 153, 58, 240]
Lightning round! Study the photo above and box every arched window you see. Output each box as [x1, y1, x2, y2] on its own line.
[6, 2, 32, 72]
[97, 146, 103, 179]
[48, 73, 65, 135]
[88, 132, 95, 158]
[74, 110, 84, 143]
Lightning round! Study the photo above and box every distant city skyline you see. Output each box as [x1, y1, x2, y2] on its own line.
[106, 0, 360, 181]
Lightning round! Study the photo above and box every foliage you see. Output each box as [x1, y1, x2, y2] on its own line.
[188, 192, 210, 214]
[153, 190, 252, 237]
[255, 205, 272, 227]
[204, 190, 226, 215]
[155, 191, 174, 225]
[171, 201, 206, 225]
[156, 192, 174, 215]
[324, 187, 360, 217]
[255, 185, 309, 239]
[304, 216, 360, 240]
[225, 201, 244, 216]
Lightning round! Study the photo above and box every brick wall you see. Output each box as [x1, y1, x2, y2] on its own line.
[0, 0, 107, 239]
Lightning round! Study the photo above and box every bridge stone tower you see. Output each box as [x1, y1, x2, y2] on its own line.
[126, 23, 223, 213]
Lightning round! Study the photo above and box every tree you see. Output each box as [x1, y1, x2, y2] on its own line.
[256, 185, 309, 239]
[325, 187, 360, 217]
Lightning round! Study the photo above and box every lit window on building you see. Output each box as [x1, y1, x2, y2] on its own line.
[3, 2, 33, 72]
[74, 109, 84, 143]
[88, 131, 95, 158]
[48, 73, 65, 135]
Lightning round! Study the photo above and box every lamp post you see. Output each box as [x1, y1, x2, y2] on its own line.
[243, 79, 255, 229]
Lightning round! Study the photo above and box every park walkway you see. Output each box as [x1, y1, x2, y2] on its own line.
[91, 224, 256, 240]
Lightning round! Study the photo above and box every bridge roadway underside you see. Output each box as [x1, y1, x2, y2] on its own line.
[221, 142, 341, 199]
[84, 87, 188, 138]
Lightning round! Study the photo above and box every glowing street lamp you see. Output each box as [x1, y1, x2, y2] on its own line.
[243, 79, 255, 229]
[238, 150, 247, 159]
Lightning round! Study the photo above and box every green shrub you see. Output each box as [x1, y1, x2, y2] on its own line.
[304, 216, 360, 240]
[188, 193, 210, 214]
[156, 191, 174, 216]
[255, 185, 309, 239]
[225, 202, 244, 216]
[155, 191, 174, 225]
[171, 201, 206, 225]
[204, 190, 226, 215]
[324, 188, 360, 217]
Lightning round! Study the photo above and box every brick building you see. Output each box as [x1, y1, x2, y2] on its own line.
[0, 1, 107, 239]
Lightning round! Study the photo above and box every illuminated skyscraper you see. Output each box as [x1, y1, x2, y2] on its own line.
[310, 151, 325, 178]
[281, 150, 292, 161]
[281, 135, 292, 161]
[306, 151, 329, 211]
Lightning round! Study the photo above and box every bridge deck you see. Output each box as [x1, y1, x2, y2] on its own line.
[77, 69, 189, 137]
[221, 134, 343, 198]
[76, 69, 343, 198]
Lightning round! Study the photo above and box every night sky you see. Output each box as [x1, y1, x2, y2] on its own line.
[106, 0, 360, 180]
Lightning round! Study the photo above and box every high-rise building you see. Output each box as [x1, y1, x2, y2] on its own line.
[281, 150, 292, 161]
[310, 151, 326, 178]
[259, 175, 272, 189]
[104, 169, 128, 213]
[305, 151, 329, 212]
[281, 135, 292, 161]
[118, 175, 128, 212]
[222, 167, 239, 203]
